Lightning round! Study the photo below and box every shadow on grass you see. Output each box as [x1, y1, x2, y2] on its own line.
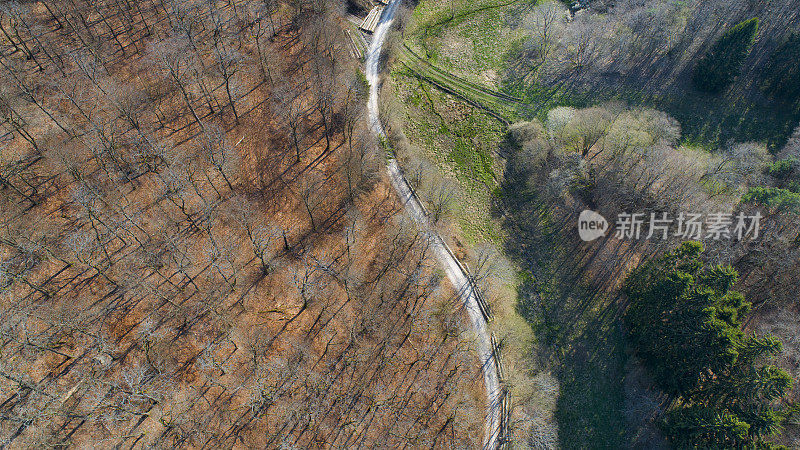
[496, 146, 630, 448]
[504, 71, 800, 151]
[650, 88, 800, 150]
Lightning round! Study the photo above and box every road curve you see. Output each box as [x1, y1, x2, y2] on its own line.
[364, 3, 503, 448]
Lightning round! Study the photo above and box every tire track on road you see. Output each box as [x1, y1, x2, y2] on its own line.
[364, 3, 506, 447]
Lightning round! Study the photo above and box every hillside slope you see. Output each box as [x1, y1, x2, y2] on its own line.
[0, 0, 486, 446]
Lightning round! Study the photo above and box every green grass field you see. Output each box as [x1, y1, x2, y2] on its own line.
[390, 67, 505, 244]
[405, 0, 531, 88]
[395, 0, 633, 446]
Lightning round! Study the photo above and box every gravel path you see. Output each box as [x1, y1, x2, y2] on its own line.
[364, 3, 503, 447]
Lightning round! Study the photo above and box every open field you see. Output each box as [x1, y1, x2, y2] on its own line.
[387, 67, 505, 245]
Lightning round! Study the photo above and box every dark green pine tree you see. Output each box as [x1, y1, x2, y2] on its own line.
[692, 18, 760, 93]
[623, 241, 795, 449]
[623, 242, 747, 396]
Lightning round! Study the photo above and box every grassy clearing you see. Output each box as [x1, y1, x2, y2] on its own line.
[398, 45, 528, 122]
[405, 0, 531, 88]
[398, 0, 633, 445]
[390, 66, 505, 244]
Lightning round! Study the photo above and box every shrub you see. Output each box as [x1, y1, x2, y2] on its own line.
[692, 18, 759, 93]
[743, 186, 800, 213]
[765, 158, 798, 180]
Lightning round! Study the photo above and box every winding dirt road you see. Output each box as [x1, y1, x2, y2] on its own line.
[364, 3, 503, 448]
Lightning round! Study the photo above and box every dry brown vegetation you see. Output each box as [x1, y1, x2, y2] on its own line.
[0, 0, 486, 447]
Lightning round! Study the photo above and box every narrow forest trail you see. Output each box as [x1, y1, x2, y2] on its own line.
[364, 2, 504, 448]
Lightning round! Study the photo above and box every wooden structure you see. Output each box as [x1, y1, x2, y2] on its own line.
[359, 6, 383, 33]
[344, 30, 363, 59]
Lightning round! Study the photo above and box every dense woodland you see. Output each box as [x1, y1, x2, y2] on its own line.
[479, 1, 800, 446]
[2, 0, 799, 447]
[507, 0, 800, 147]
[625, 242, 794, 449]
[0, 0, 487, 447]
[504, 99, 800, 446]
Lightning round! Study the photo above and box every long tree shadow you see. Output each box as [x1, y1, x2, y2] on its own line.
[496, 140, 629, 448]
[507, 59, 800, 151]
